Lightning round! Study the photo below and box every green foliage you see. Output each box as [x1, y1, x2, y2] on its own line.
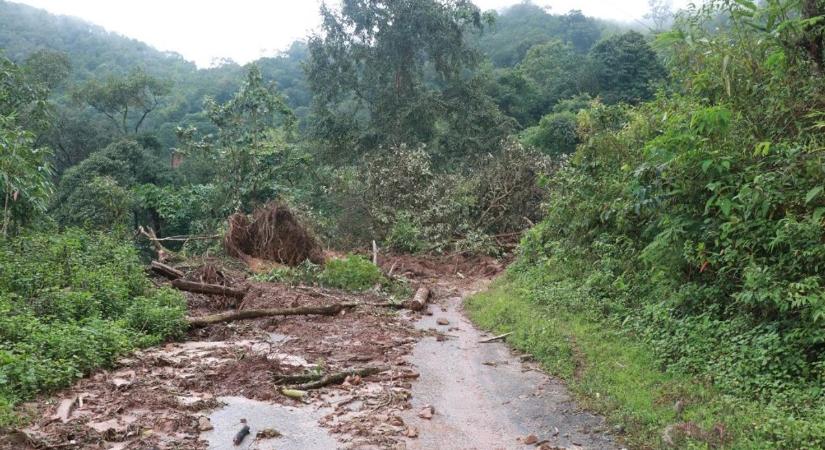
[317, 255, 383, 292]
[519, 40, 583, 111]
[0, 230, 186, 424]
[330, 141, 552, 251]
[477, 4, 606, 67]
[306, 0, 514, 164]
[520, 111, 579, 155]
[385, 213, 424, 253]
[73, 68, 170, 135]
[253, 254, 405, 295]
[588, 31, 666, 104]
[52, 139, 171, 230]
[54, 176, 132, 231]
[0, 115, 53, 238]
[493, 1, 825, 445]
[467, 277, 825, 449]
[177, 65, 306, 214]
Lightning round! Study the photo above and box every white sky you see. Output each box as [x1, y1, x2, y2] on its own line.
[11, 0, 693, 67]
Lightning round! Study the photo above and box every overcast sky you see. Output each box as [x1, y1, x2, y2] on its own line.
[12, 0, 692, 67]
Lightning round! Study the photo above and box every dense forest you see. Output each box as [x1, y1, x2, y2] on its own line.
[1, 0, 824, 448]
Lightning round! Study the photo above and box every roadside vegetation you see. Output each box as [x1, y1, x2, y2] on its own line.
[469, 1, 825, 448]
[0, 230, 186, 426]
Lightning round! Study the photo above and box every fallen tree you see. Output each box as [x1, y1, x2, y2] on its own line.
[186, 303, 357, 328]
[171, 279, 248, 299]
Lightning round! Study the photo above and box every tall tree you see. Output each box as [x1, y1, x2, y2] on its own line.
[588, 31, 666, 104]
[306, 0, 512, 163]
[519, 40, 584, 112]
[180, 66, 302, 212]
[0, 58, 53, 237]
[73, 69, 170, 135]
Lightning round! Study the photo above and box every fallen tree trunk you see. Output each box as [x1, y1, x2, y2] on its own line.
[150, 261, 184, 280]
[292, 366, 388, 390]
[171, 279, 247, 299]
[187, 303, 356, 328]
[404, 287, 430, 311]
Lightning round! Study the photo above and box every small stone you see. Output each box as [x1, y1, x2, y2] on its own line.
[405, 426, 418, 438]
[436, 318, 449, 326]
[197, 416, 213, 432]
[523, 434, 538, 445]
[389, 415, 404, 426]
[418, 405, 434, 419]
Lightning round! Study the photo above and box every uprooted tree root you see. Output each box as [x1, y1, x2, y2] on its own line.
[224, 202, 325, 267]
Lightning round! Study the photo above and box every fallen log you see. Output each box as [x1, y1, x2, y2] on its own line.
[150, 261, 184, 280]
[293, 366, 388, 390]
[171, 279, 247, 299]
[186, 303, 356, 328]
[403, 287, 430, 311]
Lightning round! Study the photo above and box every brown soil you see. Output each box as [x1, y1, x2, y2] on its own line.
[0, 253, 616, 450]
[2, 255, 486, 450]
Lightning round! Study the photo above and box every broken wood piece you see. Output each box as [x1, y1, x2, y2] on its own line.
[149, 260, 184, 280]
[138, 225, 178, 262]
[187, 303, 357, 328]
[52, 396, 79, 423]
[233, 425, 250, 445]
[293, 366, 388, 390]
[478, 332, 513, 343]
[372, 240, 379, 266]
[171, 278, 247, 299]
[404, 286, 430, 311]
[279, 388, 307, 400]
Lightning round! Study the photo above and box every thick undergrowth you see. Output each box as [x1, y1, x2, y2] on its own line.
[0, 230, 186, 427]
[471, 2, 825, 448]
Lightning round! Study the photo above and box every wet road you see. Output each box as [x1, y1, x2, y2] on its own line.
[401, 283, 618, 450]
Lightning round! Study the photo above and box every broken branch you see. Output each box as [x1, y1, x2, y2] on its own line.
[293, 366, 388, 390]
[479, 332, 513, 343]
[186, 303, 357, 328]
[171, 279, 247, 299]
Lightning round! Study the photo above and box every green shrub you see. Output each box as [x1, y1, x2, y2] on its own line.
[488, 3, 825, 445]
[0, 229, 186, 425]
[520, 111, 579, 155]
[317, 254, 383, 292]
[385, 212, 424, 253]
[252, 254, 406, 296]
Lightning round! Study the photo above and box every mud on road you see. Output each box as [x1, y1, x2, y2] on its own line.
[2, 255, 617, 450]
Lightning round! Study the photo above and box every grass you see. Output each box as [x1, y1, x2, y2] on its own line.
[465, 277, 792, 450]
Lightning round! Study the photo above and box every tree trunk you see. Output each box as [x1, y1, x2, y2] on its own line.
[404, 287, 430, 311]
[171, 279, 248, 299]
[149, 261, 184, 280]
[186, 303, 356, 328]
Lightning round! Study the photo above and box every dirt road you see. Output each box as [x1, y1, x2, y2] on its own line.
[402, 280, 617, 450]
[2, 255, 618, 450]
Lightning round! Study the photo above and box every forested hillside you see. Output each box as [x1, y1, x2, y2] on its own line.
[2, 0, 824, 448]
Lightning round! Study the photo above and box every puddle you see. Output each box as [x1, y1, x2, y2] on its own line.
[202, 396, 336, 450]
